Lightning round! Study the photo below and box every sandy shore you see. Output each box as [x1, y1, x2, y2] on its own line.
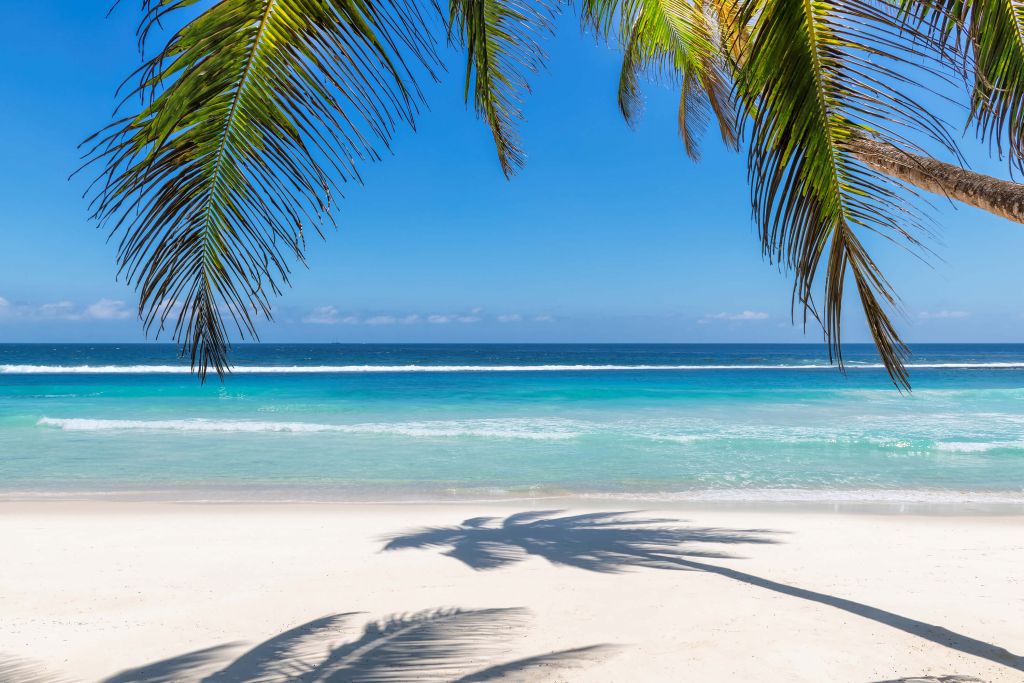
[1, 501, 1022, 682]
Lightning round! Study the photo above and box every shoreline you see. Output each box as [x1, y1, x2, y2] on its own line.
[3, 488, 1024, 515]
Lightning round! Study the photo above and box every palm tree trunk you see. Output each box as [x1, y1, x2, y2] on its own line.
[847, 136, 1024, 223]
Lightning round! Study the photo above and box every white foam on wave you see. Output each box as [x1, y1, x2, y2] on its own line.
[933, 441, 1024, 453]
[36, 417, 581, 440]
[36, 417, 1024, 451]
[6, 361, 1024, 374]
[645, 434, 713, 444]
[578, 488, 1024, 504]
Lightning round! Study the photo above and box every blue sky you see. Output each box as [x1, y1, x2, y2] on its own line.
[0, 3, 1021, 344]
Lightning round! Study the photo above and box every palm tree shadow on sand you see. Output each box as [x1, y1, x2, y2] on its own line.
[0, 656, 72, 683]
[382, 510, 1024, 675]
[96, 607, 616, 683]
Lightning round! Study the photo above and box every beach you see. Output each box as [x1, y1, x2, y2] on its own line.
[7, 0, 1024, 670]
[3, 344, 1024, 680]
[2, 500, 1022, 682]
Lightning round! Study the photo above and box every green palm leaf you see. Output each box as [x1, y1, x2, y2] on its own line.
[736, 0, 957, 388]
[448, 0, 559, 177]
[903, 0, 1024, 169]
[586, 0, 738, 159]
[83, 0, 437, 379]
[970, 0, 1024, 166]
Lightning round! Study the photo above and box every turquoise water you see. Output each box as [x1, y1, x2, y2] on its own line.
[2, 343, 1024, 502]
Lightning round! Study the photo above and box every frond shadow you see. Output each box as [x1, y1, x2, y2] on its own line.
[101, 644, 246, 683]
[97, 607, 616, 683]
[381, 509, 778, 572]
[382, 510, 1024, 674]
[0, 655, 70, 683]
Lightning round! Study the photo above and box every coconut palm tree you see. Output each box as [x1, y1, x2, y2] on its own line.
[83, 0, 1024, 388]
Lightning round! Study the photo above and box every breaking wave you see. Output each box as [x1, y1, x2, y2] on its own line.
[6, 362, 1024, 374]
[36, 417, 582, 440]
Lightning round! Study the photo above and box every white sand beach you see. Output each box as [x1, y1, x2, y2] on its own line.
[1, 501, 1022, 682]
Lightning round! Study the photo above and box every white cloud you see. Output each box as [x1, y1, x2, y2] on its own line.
[303, 305, 340, 324]
[918, 310, 969, 320]
[84, 299, 131, 320]
[497, 314, 522, 323]
[39, 301, 77, 319]
[303, 307, 484, 326]
[533, 315, 554, 322]
[0, 298, 132, 322]
[703, 310, 769, 322]
[427, 313, 480, 324]
[303, 309, 420, 326]
[365, 314, 421, 326]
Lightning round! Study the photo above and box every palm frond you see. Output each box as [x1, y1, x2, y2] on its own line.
[736, 0, 957, 388]
[584, 0, 737, 159]
[901, 0, 1024, 169]
[448, 0, 559, 177]
[707, 0, 748, 62]
[968, 0, 1024, 168]
[691, 0, 739, 151]
[678, 69, 710, 158]
[83, 0, 437, 379]
[618, 18, 648, 125]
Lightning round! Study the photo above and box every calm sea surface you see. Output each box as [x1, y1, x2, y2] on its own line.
[2, 343, 1023, 502]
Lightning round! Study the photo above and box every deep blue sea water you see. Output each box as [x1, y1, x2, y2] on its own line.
[2, 343, 1024, 502]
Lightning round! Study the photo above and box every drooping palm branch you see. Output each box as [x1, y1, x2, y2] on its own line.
[581, 0, 959, 387]
[83, 0, 437, 379]
[582, 0, 738, 160]
[730, 0, 962, 387]
[449, 0, 560, 176]
[89, 0, 1024, 387]
[902, 0, 1024, 169]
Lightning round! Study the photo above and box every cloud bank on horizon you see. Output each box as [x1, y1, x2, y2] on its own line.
[0, 297, 132, 322]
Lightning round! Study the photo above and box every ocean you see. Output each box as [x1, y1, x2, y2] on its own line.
[2, 343, 1023, 503]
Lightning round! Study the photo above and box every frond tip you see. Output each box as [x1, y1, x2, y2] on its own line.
[82, 0, 437, 379]
[736, 0, 956, 388]
[586, 0, 738, 161]
[449, 0, 559, 177]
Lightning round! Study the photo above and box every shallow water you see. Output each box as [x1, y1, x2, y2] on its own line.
[2, 343, 1023, 502]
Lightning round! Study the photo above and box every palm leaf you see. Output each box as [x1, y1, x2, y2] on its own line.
[82, 0, 437, 379]
[584, 0, 737, 159]
[617, 17, 648, 125]
[678, 68, 711, 158]
[689, 0, 739, 153]
[448, 0, 559, 177]
[969, 0, 1024, 166]
[736, 0, 957, 388]
[708, 0, 748, 62]
[903, 0, 1024, 169]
